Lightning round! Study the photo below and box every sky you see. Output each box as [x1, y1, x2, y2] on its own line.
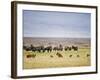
[23, 10, 91, 38]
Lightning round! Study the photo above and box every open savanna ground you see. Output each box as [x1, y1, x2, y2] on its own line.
[23, 48, 90, 69]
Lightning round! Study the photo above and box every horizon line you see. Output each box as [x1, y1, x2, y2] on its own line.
[23, 36, 90, 38]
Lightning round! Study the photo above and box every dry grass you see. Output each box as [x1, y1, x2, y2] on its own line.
[23, 48, 90, 69]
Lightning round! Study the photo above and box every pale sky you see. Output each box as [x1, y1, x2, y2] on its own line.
[23, 10, 91, 38]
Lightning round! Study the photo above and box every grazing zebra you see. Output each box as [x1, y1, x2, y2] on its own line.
[56, 52, 63, 58]
[26, 54, 36, 58]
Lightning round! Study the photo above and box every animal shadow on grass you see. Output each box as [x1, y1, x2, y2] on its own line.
[77, 55, 80, 58]
[50, 55, 53, 58]
[86, 54, 90, 57]
[69, 55, 72, 58]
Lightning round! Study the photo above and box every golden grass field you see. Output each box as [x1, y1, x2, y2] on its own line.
[23, 48, 90, 69]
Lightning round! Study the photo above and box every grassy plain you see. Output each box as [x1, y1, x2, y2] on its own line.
[23, 48, 90, 69]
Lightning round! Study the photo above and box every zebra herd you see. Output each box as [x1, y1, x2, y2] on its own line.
[23, 44, 78, 53]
